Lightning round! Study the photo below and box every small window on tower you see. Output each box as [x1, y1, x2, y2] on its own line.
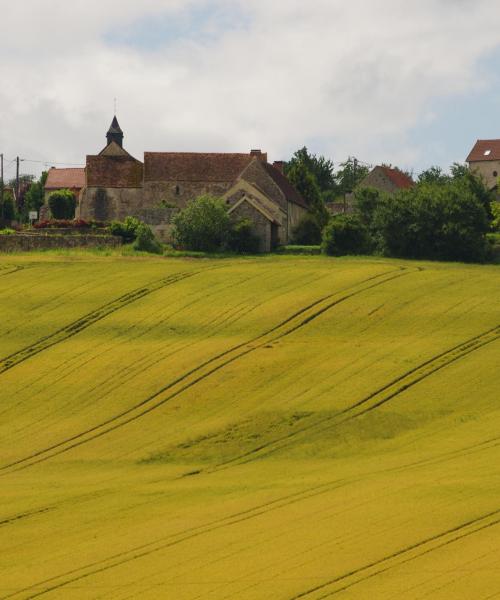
[494, 171, 498, 178]
[175, 185, 180, 196]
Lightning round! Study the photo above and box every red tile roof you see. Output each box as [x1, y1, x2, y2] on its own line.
[466, 139, 500, 163]
[260, 162, 308, 209]
[45, 168, 85, 190]
[86, 156, 143, 188]
[380, 166, 414, 189]
[144, 152, 255, 183]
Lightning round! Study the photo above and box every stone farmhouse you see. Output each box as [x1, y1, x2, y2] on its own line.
[466, 140, 500, 191]
[358, 165, 414, 195]
[49, 116, 308, 252]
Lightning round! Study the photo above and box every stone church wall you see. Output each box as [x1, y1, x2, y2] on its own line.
[230, 201, 273, 253]
[143, 181, 234, 208]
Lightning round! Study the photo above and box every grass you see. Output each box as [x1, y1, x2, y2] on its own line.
[0, 252, 499, 599]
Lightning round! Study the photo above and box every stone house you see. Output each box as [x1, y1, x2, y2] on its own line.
[77, 117, 308, 251]
[466, 139, 500, 190]
[44, 167, 85, 202]
[357, 165, 414, 195]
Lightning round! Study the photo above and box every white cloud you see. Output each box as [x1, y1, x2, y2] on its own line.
[1, 0, 500, 178]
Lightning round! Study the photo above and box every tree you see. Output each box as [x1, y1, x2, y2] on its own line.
[373, 179, 491, 262]
[48, 189, 76, 220]
[132, 223, 163, 254]
[285, 147, 336, 193]
[290, 214, 323, 245]
[418, 166, 449, 185]
[227, 218, 261, 253]
[24, 171, 48, 217]
[322, 214, 371, 256]
[287, 161, 329, 228]
[173, 195, 231, 252]
[0, 190, 16, 221]
[336, 157, 370, 197]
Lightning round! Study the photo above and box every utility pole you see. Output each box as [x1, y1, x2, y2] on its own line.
[16, 156, 20, 211]
[0, 153, 3, 223]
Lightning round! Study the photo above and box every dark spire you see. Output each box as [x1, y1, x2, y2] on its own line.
[107, 116, 124, 148]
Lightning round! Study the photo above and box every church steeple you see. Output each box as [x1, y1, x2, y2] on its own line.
[107, 116, 124, 148]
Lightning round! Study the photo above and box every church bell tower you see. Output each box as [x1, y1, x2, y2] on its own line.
[106, 116, 124, 148]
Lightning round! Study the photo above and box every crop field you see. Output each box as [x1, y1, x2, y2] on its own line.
[0, 253, 499, 599]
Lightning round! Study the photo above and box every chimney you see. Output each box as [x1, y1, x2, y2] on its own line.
[250, 149, 267, 162]
[273, 161, 285, 174]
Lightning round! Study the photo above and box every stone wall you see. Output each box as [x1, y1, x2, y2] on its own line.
[240, 160, 288, 211]
[0, 234, 121, 252]
[359, 168, 398, 195]
[78, 187, 144, 222]
[230, 201, 273, 253]
[143, 181, 233, 208]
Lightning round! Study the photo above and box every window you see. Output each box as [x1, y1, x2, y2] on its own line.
[494, 171, 498, 178]
[175, 185, 180, 196]
[484, 150, 492, 156]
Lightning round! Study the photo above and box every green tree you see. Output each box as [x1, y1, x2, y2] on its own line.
[290, 214, 323, 245]
[322, 214, 371, 256]
[418, 166, 449, 185]
[287, 162, 329, 228]
[0, 190, 16, 221]
[173, 195, 231, 252]
[132, 223, 163, 254]
[285, 147, 336, 193]
[24, 171, 48, 217]
[48, 189, 76, 220]
[373, 179, 490, 262]
[336, 157, 370, 196]
[227, 218, 261, 253]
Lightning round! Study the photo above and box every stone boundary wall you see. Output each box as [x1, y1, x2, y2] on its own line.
[0, 234, 121, 252]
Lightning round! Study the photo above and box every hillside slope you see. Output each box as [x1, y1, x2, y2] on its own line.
[0, 254, 499, 599]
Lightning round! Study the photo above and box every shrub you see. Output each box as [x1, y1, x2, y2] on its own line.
[132, 223, 163, 254]
[227, 218, 261, 253]
[491, 202, 500, 232]
[48, 190, 76, 220]
[291, 214, 323, 245]
[173, 195, 231, 252]
[110, 217, 142, 243]
[374, 180, 491, 262]
[33, 219, 107, 230]
[0, 228, 16, 235]
[322, 215, 371, 256]
[1, 194, 16, 221]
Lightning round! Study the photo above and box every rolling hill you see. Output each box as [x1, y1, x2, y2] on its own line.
[0, 253, 499, 599]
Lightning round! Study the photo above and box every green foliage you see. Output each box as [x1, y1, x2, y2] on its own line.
[110, 217, 142, 243]
[291, 214, 323, 245]
[285, 147, 336, 193]
[1, 192, 16, 221]
[23, 172, 48, 217]
[227, 218, 260, 254]
[0, 228, 16, 235]
[336, 157, 370, 196]
[418, 166, 449, 185]
[287, 162, 329, 227]
[373, 179, 491, 262]
[173, 195, 231, 252]
[491, 202, 500, 232]
[132, 223, 163, 254]
[322, 215, 371, 256]
[48, 189, 76, 220]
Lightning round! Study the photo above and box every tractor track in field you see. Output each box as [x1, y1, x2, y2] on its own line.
[0, 478, 351, 599]
[0, 507, 54, 528]
[209, 323, 500, 472]
[289, 508, 500, 599]
[0, 267, 412, 475]
[0, 269, 211, 376]
[0, 265, 25, 278]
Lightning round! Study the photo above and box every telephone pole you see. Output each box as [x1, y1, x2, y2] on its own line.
[0, 154, 3, 222]
[16, 156, 20, 210]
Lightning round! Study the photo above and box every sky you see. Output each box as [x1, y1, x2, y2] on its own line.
[1, 0, 500, 180]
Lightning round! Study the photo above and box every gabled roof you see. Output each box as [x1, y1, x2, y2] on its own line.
[45, 168, 85, 190]
[229, 195, 280, 224]
[99, 141, 132, 158]
[466, 140, 500, 163]
[379, 166, 414, 189]
[260, 162, 309, 209]
[144, 152, 254, 183]
[86, 155, 143, 188]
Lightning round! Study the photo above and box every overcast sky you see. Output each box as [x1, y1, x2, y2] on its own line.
[1, 0, 500, 180]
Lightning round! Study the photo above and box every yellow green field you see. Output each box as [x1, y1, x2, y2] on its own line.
[0, 253, 499, 599]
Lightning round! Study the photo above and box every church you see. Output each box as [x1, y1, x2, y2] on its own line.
[73, 117, 309, 252]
